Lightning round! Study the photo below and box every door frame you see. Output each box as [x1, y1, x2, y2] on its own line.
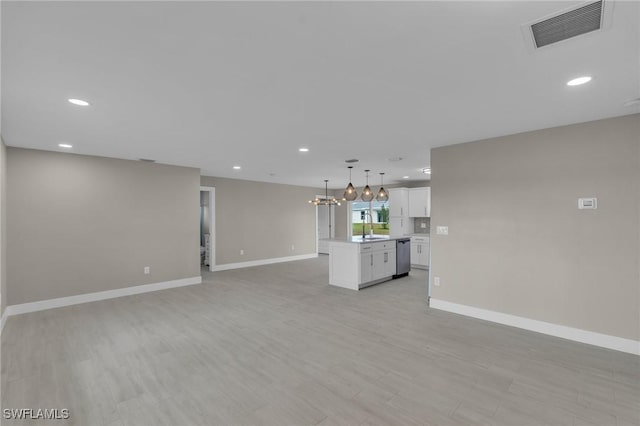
[200, 186, 215, 271]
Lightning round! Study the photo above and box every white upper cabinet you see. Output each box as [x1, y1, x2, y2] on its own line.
[388, 216, 408, 237]
[408, 187, 431, 217]
[388, 188, 409, 217]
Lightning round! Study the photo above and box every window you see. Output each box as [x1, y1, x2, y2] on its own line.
[351, 201, 389, 236]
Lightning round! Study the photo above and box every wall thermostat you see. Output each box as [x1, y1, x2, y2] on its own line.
[578, 197, 597, 209]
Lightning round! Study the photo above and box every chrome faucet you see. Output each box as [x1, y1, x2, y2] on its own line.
[362, 210, 372, 238]
[362, 216, 366, 238]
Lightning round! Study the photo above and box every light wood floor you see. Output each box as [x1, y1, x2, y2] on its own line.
[2, 256, 639, 426]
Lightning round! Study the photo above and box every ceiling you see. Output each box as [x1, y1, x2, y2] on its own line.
[2, 1, 639, 189]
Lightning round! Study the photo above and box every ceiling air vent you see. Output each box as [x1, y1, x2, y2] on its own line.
[530, 1, 604, 48]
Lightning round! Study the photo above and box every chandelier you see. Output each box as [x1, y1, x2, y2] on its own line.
[309, 180, 341, 206]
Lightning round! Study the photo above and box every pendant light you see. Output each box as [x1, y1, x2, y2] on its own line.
[343, 166, 358, 201]
[308, 180, 341, 206]
[376, 172, 389, 202]
[361, 170, 374, 201]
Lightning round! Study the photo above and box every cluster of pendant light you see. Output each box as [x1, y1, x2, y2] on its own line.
[309, 167, 389, 207]
[342, 167, 388, 202]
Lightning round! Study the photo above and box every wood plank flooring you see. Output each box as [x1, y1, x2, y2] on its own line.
[2, 256, 639, 425]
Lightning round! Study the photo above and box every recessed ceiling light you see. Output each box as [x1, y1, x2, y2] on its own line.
[299, 148, 309, 152]
[566, 76, 591, 86]
[403, 176, 410, 179]
[58, 143, 73, 148]
[68, 98, 90, 106]
[421, 167, 431, 174]
[233, 166, 241, 170]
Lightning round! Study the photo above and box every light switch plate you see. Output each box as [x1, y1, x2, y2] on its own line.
[436, 226, 449, 235]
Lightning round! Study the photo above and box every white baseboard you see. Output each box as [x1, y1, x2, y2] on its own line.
[211, 253, 318, 272]
[430, 298, 640, 356]
[6, 276, 202, 317]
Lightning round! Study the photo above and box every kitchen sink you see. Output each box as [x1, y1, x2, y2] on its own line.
[352, 237, 389, 242]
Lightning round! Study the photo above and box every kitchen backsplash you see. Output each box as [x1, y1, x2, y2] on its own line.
[413, 217, 430, 234]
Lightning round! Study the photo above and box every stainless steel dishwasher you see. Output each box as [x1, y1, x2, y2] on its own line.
[394, 238, 411, 278]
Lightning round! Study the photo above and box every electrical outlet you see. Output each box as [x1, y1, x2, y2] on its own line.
[144, 266, 150, 274]
[240, 249, 244, 255]
[433, 276, 440, 286]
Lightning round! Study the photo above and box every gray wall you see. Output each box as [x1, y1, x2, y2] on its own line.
[7, 148, 200, 305]
[430, 114, 640, 341]
[201, 176, 319, 265]
[334, 200, 349, 240]
[331, 189, 350, 240]
[0, 2, 4, 317]
[0, 140, 6, 315]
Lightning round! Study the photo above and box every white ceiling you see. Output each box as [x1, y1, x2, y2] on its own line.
[2, 1, 639, 189]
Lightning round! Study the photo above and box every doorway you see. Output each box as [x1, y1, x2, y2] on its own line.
[200, 186, 215, 271]
[316, 197, 335, 255]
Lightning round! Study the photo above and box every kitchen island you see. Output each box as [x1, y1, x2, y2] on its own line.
[327, 236, 404, 290]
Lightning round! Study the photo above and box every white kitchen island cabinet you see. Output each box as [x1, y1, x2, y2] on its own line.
[328, 238, 397, 290]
